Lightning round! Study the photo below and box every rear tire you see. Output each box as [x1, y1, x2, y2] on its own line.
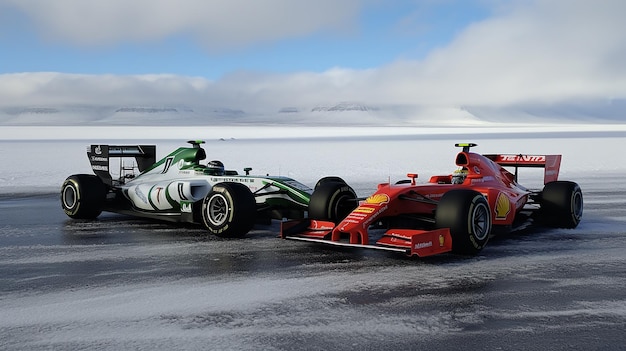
[309, 182, 357, 222]
[201, 182, 256, 238]
[540, 181, 583, 228]
[60, 174, 107, 219]
[436, 190, 491, 255]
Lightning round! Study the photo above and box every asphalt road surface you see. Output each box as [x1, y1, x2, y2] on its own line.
[1, 176, 625, 351]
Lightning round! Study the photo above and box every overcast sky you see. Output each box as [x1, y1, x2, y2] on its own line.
[1, 0, 625, 121]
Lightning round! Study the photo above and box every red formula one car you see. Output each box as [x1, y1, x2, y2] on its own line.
[281, 143, 583, 257]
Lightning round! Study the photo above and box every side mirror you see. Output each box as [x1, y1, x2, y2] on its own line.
[407, 173, 418, 185]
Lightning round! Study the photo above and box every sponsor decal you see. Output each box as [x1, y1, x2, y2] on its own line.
[177, 183, 188, 200]
[470, 235, 479, 248]
[340, 219, 361, 226]
[90, 156, 108, 162]
[89, 146, 108, 171]
[439, 234, 445, 247]
[385, 235, 403, 243]
[495, 192, 511, 219]
[473, 166, 481, 174]
[363, 205, 388, 228]
[501, 155, 546, 162]
[353, 206, 375, 214]
[311, 220, 334, 230]
[365, 194, 390, 205]
[181, 202, 192, 213]
[91, 165, 108, 171]
[347, 212, 367, 219]
[209, 224, 229, 235]
[213, 177, 253, 183]
[162, 158, 174, 174]
[155, 187, 164, 204]
[414, 241, 433, 250]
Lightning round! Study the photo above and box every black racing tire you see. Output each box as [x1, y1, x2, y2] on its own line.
[436, 190, 491, 255]
[309, 181, 358, 222]
[540, 181, 583, 228]
[60, 174, 107, 219]
[314, 176, 347, 190]
[201, 182, 256, 238]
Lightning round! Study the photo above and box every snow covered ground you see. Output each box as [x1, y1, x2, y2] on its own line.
[1, 123, 625, 195]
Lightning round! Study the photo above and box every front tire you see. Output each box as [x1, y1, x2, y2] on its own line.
[314, 176, 348, 190]
[201, 182, 256, 238]
[540, 181, 583, 228]
[436, 190, 491, 255]
[60, 174, 107, 219]
[309, 181, 357, 222]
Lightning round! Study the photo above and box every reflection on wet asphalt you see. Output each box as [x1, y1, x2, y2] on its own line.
[1, 177, 625, 350]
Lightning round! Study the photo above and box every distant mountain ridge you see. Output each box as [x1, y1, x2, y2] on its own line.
[0, 102, 393, 126]
[1, 99, 623, 126]
[115, 107, 180, 113]
[311, 102, 377, 112]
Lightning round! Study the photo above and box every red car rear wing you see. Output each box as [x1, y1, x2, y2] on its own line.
[483, 154, 562, 184]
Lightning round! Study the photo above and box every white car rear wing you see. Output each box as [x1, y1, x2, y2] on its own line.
[87, 144, 156, 186]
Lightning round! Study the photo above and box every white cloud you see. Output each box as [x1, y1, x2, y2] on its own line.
[2, 0, 360, 50]
[208, 0, 626, 111]
[361, 0, 626, 107]
[1, 0, 626, 122]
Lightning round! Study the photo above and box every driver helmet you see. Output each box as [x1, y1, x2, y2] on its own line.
[207, 160, 225, 176]
[452, 168, 468, 184]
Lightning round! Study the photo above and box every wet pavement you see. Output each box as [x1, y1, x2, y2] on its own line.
[1, 176, 625, 350]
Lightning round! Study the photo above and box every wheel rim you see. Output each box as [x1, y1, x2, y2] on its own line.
[62, 184, 77, 210]
[207, 194, 229, 226]
[472, 202, 490, 240]
[572, 191, 583, 220]
[330, 193, 355, 220]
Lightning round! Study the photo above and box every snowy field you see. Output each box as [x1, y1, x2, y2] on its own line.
[1, 124, 625, 195]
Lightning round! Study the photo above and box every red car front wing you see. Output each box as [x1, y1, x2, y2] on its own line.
[281, 219, 453, 257]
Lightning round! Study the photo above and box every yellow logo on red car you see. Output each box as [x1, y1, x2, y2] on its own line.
[495, 192, 511, 219]
[365, 194, 390, 205]
[353, 206, 375, 214]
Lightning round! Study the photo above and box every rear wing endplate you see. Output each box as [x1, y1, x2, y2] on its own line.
[483, 154, 562, 184]
[87, 144, 156, 186]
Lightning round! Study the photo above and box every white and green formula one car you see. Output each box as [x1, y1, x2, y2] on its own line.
[61, 140, 357, 237]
